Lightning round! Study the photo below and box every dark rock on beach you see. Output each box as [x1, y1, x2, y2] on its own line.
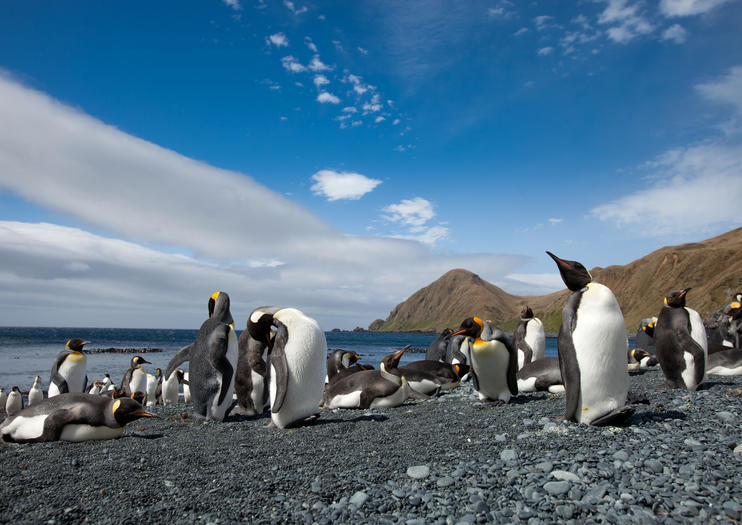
[82, 347, 163, 354]
[2, 368, 742, 524]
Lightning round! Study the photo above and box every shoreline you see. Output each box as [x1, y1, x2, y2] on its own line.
[2, 368, 742, 523]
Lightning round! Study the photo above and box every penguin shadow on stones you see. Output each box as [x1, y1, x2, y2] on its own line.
[630, 408, 687, 424]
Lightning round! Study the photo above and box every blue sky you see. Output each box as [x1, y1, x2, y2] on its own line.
[0, 0, 741, 329]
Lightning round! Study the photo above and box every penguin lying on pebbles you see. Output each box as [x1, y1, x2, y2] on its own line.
[517, 357, 564, 393]
[0, 393, 154, 443]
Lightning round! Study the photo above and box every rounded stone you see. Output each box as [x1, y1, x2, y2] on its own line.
[407, 465, 430, 480]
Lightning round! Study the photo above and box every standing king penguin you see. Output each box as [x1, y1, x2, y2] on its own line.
[165, 291, 238, 421]
[234, 306, 282, 415]
[48, 339, 89, 398]
[547, 251, 633, 426]
[120, 356, 151, 398]
[511, 306, 546, 370]
[0, 393, 154, 443]
[248, 307, 326, 428]
[28, 376, 44, 406]
[451, 317, 517, 403]
[6, 386, 23, 416]
[654, 288, 708, 390]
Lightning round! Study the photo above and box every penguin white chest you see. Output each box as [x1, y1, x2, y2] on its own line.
[58, 355, 87, 393]
[471, 339, 512, 402]
[571, 284, 628, 424]
[1, 415, 48, 441]
[524, 319, 546, 362]
[163, 375, 180, 405]
[59, 424, 123, 442]
[130, 368, 148, 395]
[681, 307, 708, 390]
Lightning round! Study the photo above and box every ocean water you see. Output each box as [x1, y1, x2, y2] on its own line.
[0, 327, 567, 392]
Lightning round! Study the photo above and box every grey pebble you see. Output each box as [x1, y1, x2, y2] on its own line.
[500, 449, 517, 461]
[407, 465, 430, 479]
[544, 481, 571, 496]
[551, 470, 580, 482]
[349, 491, 368, 507]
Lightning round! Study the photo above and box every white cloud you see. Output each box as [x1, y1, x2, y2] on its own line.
[662, 24, 688, 43]
[317, 92, 340, 104]
[537, 46, 554, 56]
[284, 0, 307, 15]
[313, 74, 330, 88]
[342, 106, 357, 113]
[590, 142, 742, 234]
[305, 37, 318, 53]
[310, 170, 382, 201]
[695, 65, 742, 115]
[534, 15, 553, 30]
[548, 218, 564, 224]
[0, 74, 530, 328]
[392, 118, 401, 125]
[375, 116, 385, 123]
[514, 27, 529, 36]
[502, 273, 565, 295]
[358, 46, 368, 55]
[308, 55, 332, 72]
[660, 0, 734, 16]
[281, 56, 307, 73]
[222, 0, 242, 10]
[598, 0, 654, 43]
[267, 32, 289, 47]
[382, 197, 435, 228]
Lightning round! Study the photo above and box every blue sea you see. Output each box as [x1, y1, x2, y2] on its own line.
[0, 327, 572, 392]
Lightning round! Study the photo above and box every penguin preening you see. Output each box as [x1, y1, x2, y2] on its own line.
[249, 307, 326, 428]
[425, 328, 454, 362]
[512, 306, 546, 370]
[323, 349, 410, 409]
[0, 393, 154, 443]
[394, 359, 469, 396]
[234, 306, 282, 416]
[654, 288, 708, 390]
[28, 376, 44, 406]
[165, 291, 238, 421]
[48, 339, 89, 398]
[452, 317, 517, 403]
[326, 350, 374, 384]
[547, 251, 633, 426]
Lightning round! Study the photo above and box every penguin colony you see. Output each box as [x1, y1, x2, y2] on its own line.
[2, 255, 741, 443]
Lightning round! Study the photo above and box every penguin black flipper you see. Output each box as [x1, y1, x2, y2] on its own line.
[559, 292, 582, 422]
[208, 325, 234, 407]
[50, 353, 70, 394]
[164, 343, 193, 382]
[470, 368, 481, 392]
[588, 405, 635, 427]
[673, 324, 707, 388]
[499, 334, 519, 396]
[270, 322, 290, 414]
[513, 321, 533, 364]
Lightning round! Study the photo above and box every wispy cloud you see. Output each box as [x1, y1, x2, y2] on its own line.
[514, 27, 529, 36]
[534, 15, 554, 30]
[308, 55, 332, 72]
[305, 36, 318, 53]
[357, 46, 368, 55]
[317, 91, 340, 104]
[313, 74, 330, 89]
[283, 0, 307, 15]
[222, 0, 242, 11]
[537, 46, 554, 56]
[267, 32, 289, 47]
[548, 218, 564, 224]
[659, 0, 735, 17]
[0, 74, 525, 328]
[382, 197, 435, 227]
[661, 24, 688, 43]
[310, 170, 382, 201]
[598, 0, 654, 43]
[281, 56, 307, 73]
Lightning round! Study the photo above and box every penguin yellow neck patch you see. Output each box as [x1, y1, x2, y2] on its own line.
[112, 399, 121, 415]
[211, 292, 220, 302]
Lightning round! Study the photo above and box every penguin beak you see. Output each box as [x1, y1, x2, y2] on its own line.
[546, 251, 572, 269]
[395, 345, 410, 360]
[680, 287, 692, 298]
[450, 328, 466, 337]
[133, 410, 160, 419]
[141, 358, 151, 364]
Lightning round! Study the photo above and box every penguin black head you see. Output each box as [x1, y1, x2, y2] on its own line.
[208, 291, 233, 323]
[380, 346, 409, 373]
[131, 356, 151, 367]
[643, 320, 656, 338]
[520, 306, 534, 319]
[155, 368, 162, 378]
[130, 391, 146, 405]
[343, 351, 359, 368]
[11, 386, 20, 393]
[664, 288, 691, 308]
[248, 311, 276, 345]
[440, 327, 454, 338]
[546, 251, 592, 291]
[66, 339, 89, 352]
[451, 317, 484, 339]
[111, 398, 155, 426]
[631, 348, 649, 362]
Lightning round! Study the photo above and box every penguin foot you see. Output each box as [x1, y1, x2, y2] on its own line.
[589, 406, 635, 427]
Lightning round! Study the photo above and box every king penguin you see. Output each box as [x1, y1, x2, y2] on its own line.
[48, 339, 89, 398]
[120, 356, 151, 398]
[426, 328, 454, 361]
[0, 393, 154, 443]
[323, 349, 410, 409]
[451, 317, 517, 403]
[234, 306, 282, 416]
[28, 376, 44, 406]
[0, 387, 6, 414]
[547, 251, 633, 426]
[654, 288, 708, 390]
[162, 369, 187, 405]
[6, 386, 23, 416]
[248, 307, 326, 428]
[512, 306, 546, 370]
[165, 291, 238, 421]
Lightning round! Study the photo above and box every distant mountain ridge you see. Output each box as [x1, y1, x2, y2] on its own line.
[370, 227, 742, 333]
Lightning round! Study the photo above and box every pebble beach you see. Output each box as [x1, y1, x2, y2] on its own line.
[2, 367, 742, 524]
